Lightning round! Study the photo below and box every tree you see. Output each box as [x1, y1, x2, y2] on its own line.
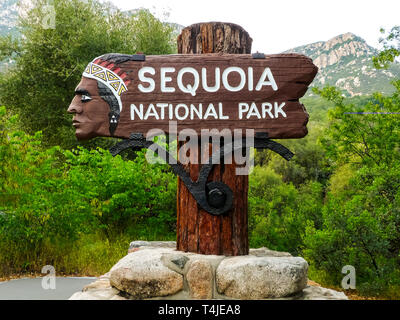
[248, 166, 324, 256]
[373, 26, 400, 69]
[314, 84, 400, 168]
[304, 28, 400, 296]
[0, 0, 176, 148]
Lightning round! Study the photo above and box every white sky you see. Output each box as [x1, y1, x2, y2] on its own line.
[110, 0, 400, 53]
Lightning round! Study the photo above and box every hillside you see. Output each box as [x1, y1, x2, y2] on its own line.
[285, 32, 400, 96]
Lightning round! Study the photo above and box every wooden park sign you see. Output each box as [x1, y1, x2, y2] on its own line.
[68, 22, 317, 256]
[68, 53, 316, 140]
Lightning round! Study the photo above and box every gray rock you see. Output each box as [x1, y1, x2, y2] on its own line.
[83, 278, 112, 292]
[216, 255, 308, 299]
[171, 255, 190, 270]
[160, 252, 193, 275]
[69, 243, 346, 300]
[184, 254, 226, 272]
[128, 241, 176, 253]
[299, 285, 348, 300]
[244, 285, 348, 300]
[68, 244, 348, 300]
[186, 260, 213, 299]
[69, 287, 127, 300]
[249, 247, 292, 257]
[98, 272, 111, 280]
[129, 240, 151, 249]
[110, 248, 183, 299]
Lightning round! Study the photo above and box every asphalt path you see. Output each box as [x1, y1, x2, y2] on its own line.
[0, 277, 97, 300]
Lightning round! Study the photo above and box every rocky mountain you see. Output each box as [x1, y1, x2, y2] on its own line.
[168, 22, 184, 38]
[285, 32, 400, 96]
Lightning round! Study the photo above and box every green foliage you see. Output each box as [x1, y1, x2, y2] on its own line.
[0, 105, 90, 272]
[0, 0, 176, 148]
[1, 10, 400, 299]
[304, 163, 400, 297]
[303, 80, 400, 297]
[254, 125, 331, 187]
[63, 147, 177, 238]
[130, 9, 177, 55]
[250, 27, 400, 296]
[326, 163, 354, 196]
[314, 84, 400, 167]
[373, 26, 400, 69]
[248, 166, 324, 255]
[300, 96, 334, 122]
[0, 107, 177, 275]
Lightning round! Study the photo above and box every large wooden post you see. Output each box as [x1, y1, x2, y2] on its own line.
[176, 22, 253, 256]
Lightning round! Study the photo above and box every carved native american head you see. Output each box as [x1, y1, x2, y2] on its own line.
[68, 54, 134, 140]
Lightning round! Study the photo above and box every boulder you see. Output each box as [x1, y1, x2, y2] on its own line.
[128, 240, 176, 253]
[69, 282, 126, 300]
[68, 242, 347, 300]
[216, 255, 308, 299]
[249, 247, 292, 257]
[160, 252, 192, 274]
[186, 260, 213, 299]
[300, 285, 348, 300]
[110, 248, 183, 299]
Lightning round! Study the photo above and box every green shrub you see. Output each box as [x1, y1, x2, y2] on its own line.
[303, 163, 400, 297]
[248, 166, 324, 255]
[0, 106, 92, 273]
[0, 107, 177, 275]
[63, 147, 177, 238]
[303, 82, 400, 298]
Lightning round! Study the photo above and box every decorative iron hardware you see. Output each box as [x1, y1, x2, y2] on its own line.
[110, 133, 293, 216]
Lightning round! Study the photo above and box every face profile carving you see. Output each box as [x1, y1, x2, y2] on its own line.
[68, 54, 132, 140]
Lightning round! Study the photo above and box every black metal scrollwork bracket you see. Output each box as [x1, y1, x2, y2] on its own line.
[109, 132, 293, 216]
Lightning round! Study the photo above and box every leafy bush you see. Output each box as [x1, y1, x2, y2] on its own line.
[0, 106, 90, 272]
[303, 83, 400, 297]
[0, 107, 177, 274]
[248, 166, 323, 256]
[304, 164, 400, 297]
[254, 125, 331, 187]
[63, 147, 177, 238]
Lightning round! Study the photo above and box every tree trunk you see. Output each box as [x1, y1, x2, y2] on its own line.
[176, 22, 252, 255]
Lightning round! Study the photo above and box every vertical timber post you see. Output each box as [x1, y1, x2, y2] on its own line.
[176, 22, 253, 255]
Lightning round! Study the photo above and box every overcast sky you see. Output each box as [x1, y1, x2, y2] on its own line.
[110, 0, 399, 53]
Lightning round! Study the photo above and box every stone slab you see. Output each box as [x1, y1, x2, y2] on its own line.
[216, 255, 308, 299]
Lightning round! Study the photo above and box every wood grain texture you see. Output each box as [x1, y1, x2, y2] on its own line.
[103, 53, 317, 139]
[176, 22, 253, 256]
[177, 22, 252, 54]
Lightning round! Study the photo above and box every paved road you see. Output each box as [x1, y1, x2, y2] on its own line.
[0, 277, 97, 300]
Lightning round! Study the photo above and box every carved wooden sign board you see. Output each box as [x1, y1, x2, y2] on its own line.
[68, 53, 318, 141]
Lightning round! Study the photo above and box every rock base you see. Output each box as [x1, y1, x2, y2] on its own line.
[69, 241, 347, 300]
